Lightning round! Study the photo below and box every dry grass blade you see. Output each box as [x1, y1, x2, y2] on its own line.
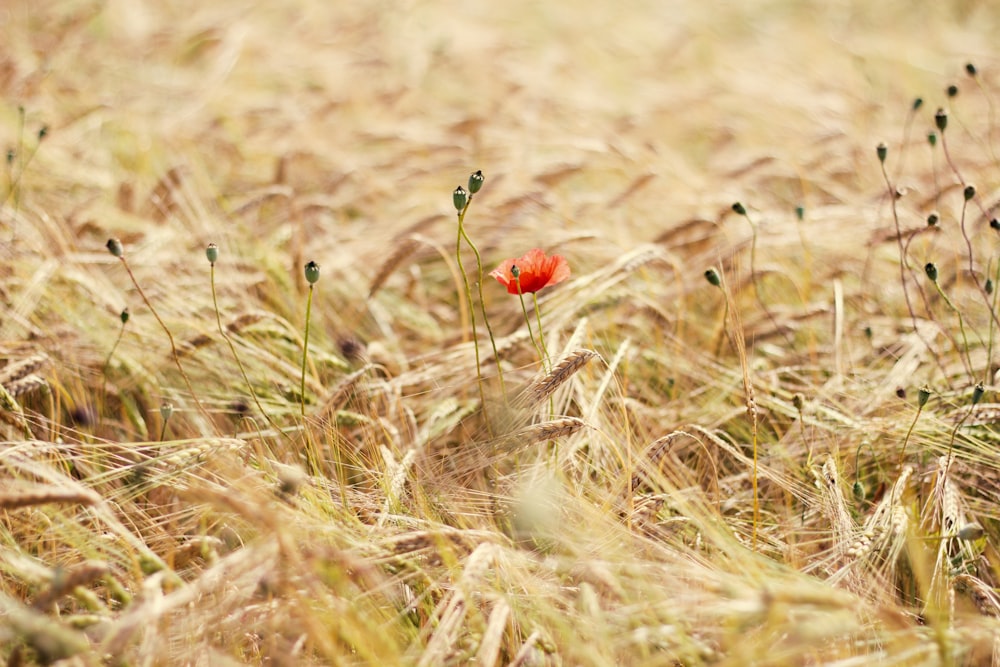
[526, 348, 599, 403]
[0, 486, 101, 510]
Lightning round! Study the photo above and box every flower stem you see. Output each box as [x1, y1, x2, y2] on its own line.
[514, 271, 545, 368]
[455, 207, 489, 425]
[300, 283, 315, 418]
[210, 257, 293, 444]
[460, 223, 507, 399]
[532, 293, 551, 372]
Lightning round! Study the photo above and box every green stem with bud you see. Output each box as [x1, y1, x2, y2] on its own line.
[301, 261, 320, 418]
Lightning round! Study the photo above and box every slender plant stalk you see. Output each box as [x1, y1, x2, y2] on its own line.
[897, 386, 930, 471]
[108, 242, 213, 428]
[928, 273, 975, 377]
[945, 383, 984, 476]
[733, 203, 792, 346]
[460, 224, 507, 398]
[208, 247, 294, 444]
[454, 199, 490, 425]
[101, 308, 129, 411]
[514, 270, 544, 366]
[300, 284, 316, 418]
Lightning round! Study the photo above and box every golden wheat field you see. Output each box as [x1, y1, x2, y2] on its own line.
[5, 0, 1000, 664]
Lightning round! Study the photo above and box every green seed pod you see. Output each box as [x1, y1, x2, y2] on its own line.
[946, 84, 959, 98]
[966, 63, 977, 76]
[795, 205, 804, 221]
[106, 238, 124, 258]
[704, 268, 721, 287]
[987, 278, 994, 295]
[792, 392, 805, 411]
[964, 185, 976, 201]
[120, 308, 130, 325]
[206, 243, 219, 264]
[852, 481, 866, 502]
[928, 132, 937, 148]
[304, 260, 320, 285]
[924, 262, 938, 282]
[957, 522, 984, 541]
[511, 265, 520, 279]
[731, 202, 747, 216]
[468, 170, 484, 194]
[935, 108, 947, 132]
[38, 125, 48, 141]
[160, 402, 174, 422]
[876, 142, 888, 163]
[912, 97, 924, 111]
[972, 382, 985, 405]
[453, 185, 468, 212]
[927, 212, 939, 227]
[918, 385, 931, 407]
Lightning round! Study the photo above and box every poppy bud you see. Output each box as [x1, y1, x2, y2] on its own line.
[927, 212, 939, 226]
[876, 142, 888, 163]
[896, 387, 907, 399]
[964, 185, 976, 201]
[924, 262, 938, 282]
[160, 402, 174, 422]
[957, 522, 984, 541]
[987, 279, 994, 295]
[852, 481, 866, 502]
[935, 108, 948, 132]
[453, 186, 468, 212]
[912, 97, 924, 111]
[38, 125, 48, 141]
[206, 243, 219, 264]
[991, 219, 1000, 230]
[795, 206, 804, 221]
[704, 268, 721, 287]
[304, 261, 320, 285]
[918, 385, 931, 408]
[106, 238, 124, 258]
[966, 63, 977, 76]
[946, 84, 959, 98]
[972, 382, 985, 405]
[928, 132, 937, 148]
[732, 202, 747, 216]
[5, 149, 13, 166]
[468, 170, 484, 194]
[120, 308, 130, 325]
[792, 392, 805, 411]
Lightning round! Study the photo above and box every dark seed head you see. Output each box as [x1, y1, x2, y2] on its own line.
[304, 260, 320, 285]
[935, 108, 948, 132]
[924, 262, 938, 282]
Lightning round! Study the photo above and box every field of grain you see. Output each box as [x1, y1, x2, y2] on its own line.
[4, 0, 1000, 665]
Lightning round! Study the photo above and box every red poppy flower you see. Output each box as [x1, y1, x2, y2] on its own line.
[489, 248, 570, 295]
